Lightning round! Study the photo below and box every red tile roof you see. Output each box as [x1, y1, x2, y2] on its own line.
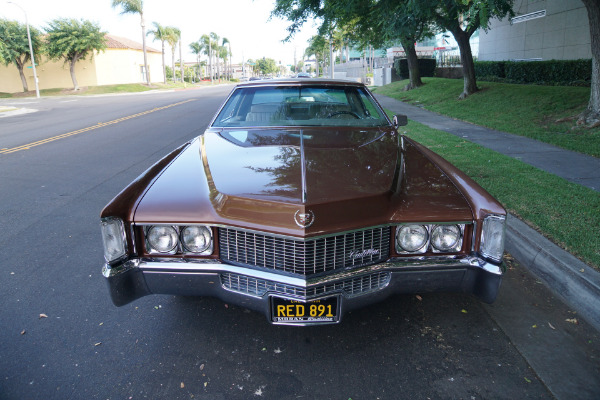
[105, 34, 161, 53]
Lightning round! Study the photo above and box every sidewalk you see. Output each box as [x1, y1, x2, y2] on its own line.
[374, 93, 600, 333]
[375, 94, 600, 192]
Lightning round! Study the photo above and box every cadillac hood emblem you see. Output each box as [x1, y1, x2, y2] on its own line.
[294, 210, 315, 228]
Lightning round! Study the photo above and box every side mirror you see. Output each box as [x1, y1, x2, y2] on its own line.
[393, 114, 408, 128]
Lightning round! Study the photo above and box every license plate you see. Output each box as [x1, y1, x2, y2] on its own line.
[271, 296, 339, 324]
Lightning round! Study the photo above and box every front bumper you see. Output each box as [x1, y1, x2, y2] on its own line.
[102, 255, 503, 325]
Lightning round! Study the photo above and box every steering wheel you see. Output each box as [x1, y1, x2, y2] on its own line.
[326, 111, 360, 119]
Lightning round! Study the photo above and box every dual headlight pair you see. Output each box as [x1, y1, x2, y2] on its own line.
[395, 224, 464, 254]
[394, 215, 505, 263]
[145, 225, 213, 255]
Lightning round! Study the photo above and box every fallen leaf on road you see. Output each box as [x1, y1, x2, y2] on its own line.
[200, 364, 205, 371]
[524, 377, 531, 383]
[20, 330, 26, 335]
[461, 309, 468, 314]
[548, 322, 556, 330]
[94, 342, 102, 346]
[566, 318, 579, 325]
[532, 325, 537, 328]
[180, 382, 184, 389]
[415, 295, 423, 301]
[39, 314, 48, 319]
[204, 382, 208, 388]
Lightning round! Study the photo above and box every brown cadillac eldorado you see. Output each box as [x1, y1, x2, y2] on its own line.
[100, 79, 506, 325]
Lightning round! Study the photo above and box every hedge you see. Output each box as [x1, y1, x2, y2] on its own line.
[474, 59, 591, 86]
[394, 58, 437, 79]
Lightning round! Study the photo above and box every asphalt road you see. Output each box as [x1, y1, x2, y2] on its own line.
[0, 86, 597, 400]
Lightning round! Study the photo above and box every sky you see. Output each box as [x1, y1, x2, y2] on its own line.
[1, 0, 318, 66]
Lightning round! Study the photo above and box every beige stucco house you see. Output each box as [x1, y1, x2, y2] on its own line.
[0, 34, 163, 93]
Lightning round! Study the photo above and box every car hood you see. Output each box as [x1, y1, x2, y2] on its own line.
[133, 129, 473, 236]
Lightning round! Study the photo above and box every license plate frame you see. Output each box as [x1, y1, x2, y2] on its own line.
[271, 296, 339, 324]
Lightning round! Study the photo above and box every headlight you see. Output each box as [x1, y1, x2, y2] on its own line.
[396, 224, 429, 253]
[431, 225, 462, 252]
[181, 225, 213, 254]
[480, 215, 506, 262]
[147, 226, 179, 253]
[100, 217, 127, 263]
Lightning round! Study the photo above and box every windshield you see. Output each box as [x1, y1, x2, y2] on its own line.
[212, 85, 389, 127]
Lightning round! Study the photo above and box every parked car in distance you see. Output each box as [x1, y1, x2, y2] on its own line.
[248, 76, 261, 81]
[294, 72, 311, 78]
[101, 79, 506, 325]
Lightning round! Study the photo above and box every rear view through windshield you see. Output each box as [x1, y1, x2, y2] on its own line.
[212, 85, 389, 127]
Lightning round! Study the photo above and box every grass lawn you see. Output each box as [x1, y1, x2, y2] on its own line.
[373, 77, 600, 158]
[399, 119, 600, 269]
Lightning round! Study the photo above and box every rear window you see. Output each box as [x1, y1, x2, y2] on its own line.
[212, 85, 389, 127]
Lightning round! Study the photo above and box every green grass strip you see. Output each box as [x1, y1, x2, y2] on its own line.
[373, 77, 600, 157]
[399, 120, 600, 269]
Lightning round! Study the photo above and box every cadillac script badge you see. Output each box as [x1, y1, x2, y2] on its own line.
[294, 210, 315, 228]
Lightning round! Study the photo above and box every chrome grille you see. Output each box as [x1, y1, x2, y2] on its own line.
[218, 227, 390, 276]
[221, 272, 391, 299]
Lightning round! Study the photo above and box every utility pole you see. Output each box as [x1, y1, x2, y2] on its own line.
[8, 1, 39, 98]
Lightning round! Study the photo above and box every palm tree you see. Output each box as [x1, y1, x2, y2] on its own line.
[199, 34, 212, 83]
[218, 45, 228, 81]
[112, 0, 150, 84]
[209, 32, 220, 81]
[165, 26, 180, 82]
[222, 37, 231, 80]
[147, 22, 168, 83]
[189, 41, 202, 80]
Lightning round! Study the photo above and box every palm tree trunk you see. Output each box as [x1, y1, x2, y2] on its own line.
[179, 39, 184, 84]
[161, 41, 166, 84]
[140, 13, 150, 85]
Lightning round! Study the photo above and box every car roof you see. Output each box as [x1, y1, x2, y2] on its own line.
[234, 78, 367, 88]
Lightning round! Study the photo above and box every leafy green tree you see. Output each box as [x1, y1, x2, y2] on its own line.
[147, 22, 169, 83]
[0, 18, 43, 92]
[112, 0, 150, 84]
[256, 57, 278, 76]
[272, 0, 434, 90]
[44, 18, 107, 90]
[420, 0, 514, 98]
[273, 0, 513, 97]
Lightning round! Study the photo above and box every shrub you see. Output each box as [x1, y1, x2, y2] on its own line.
[474, 59, 591, 85]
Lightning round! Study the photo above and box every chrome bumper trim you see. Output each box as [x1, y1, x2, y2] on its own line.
[102, 255, 504, 317]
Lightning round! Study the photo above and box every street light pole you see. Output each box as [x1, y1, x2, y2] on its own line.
[8, 1, 40, 98]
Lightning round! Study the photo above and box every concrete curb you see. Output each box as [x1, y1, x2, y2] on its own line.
[506, 214, 600, 332]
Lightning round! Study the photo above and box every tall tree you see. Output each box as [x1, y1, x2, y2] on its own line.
[44, 19, 107, 90]
[580, 0, 600, 126]
[165, 26, 180, 82]
[189, 41, 202, 79]
[199, 34, 212, 82]
[421, 0, 514, 98]
[222, 37, 231, 80]
[272, 0, 434, 91]
[0, 19, 43, 92]
[111, 0, 150, 84]
[147, 22, 168, 83]
[209, 32, 220, 81]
